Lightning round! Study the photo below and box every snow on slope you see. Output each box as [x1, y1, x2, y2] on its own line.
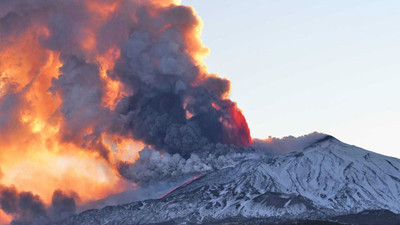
[59, 136, 400, 224]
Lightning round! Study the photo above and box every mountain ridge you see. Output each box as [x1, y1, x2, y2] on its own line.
[58, 136, 400, 225]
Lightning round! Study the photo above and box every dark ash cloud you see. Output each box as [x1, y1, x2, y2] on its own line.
[0, 185, 78, 225]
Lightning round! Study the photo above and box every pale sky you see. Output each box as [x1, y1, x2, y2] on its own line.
[182, 0, 400, 158]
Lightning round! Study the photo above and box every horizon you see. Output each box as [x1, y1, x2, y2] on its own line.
[1, 1, 399, 224]
[182, 0, 400, 159]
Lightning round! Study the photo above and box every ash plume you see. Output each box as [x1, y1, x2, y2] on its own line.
[0, 74, 38, 146]
[117, 144, 257, 186]
[48, 190, 78, 221]
[0, 0, 254, 220]
[0, 185, 78, 225]
[116, 133, 328, 185]
[1, 0, 251, 157]
[109, 7, 252, 155]
[0, 90, 26, 145]
[49, 55, 111, 159]
[0, 186, 47, 225]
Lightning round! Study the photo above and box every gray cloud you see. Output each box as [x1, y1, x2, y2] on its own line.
[49, 55, 110, 159]
[48, 190, 78, 222]
[0, 0, 253, 211]
[0, 185, 48, 225]
[0, 185, 78, 225]
[117, 145, 256, 186]
[252, 132, 328, 154]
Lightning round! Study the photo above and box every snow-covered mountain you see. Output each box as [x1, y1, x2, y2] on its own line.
[59, 136, 400, 225]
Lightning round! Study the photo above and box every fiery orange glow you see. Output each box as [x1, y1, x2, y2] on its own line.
[86, 0, 120, 18]
[0, 1, 141, 209]
[182, 10, 210, 64]
[0, 209, 12, 225]
[82, 31, 97, 51]
[0, 1, 251, 224]
[0, 148, 129, 204]
[98, 48, 124, 109]
[226, 104, 252, 146]
[102, 133, 145, 164]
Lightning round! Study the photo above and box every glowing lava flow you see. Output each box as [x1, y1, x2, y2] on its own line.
[159, 174, 204, 199]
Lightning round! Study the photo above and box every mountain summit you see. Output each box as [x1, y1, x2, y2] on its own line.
[58, 136, 400, 225]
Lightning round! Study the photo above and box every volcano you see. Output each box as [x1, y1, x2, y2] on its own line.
[0, 1, 398, 225]
[56, 136, 400, 225]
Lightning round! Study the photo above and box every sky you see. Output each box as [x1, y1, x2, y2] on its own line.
[182, 0, 400, 158]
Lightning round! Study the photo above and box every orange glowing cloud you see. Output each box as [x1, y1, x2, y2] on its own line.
[0, 1, 251, 224]
[0, 209, 12, 225]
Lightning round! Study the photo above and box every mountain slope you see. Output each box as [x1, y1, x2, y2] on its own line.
[59, 136, 400, 225]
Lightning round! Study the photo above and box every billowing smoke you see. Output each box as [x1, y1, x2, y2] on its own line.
[117, 145, 256, 186]
[116, 133, 327, 186]
[0, 0, 253, 221]
[48, 190, 78, 221]
[252, 132, 328, 154]
[0, 186, 47, 225]
[49, 55, 111, 159]
[0, 1, 330, 223]
[0, 185, 78, 225]
[1, 0, 251, 155]
[108, 5, 252, 156]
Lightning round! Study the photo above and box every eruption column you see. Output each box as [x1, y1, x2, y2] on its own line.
[0, 0, 251, 223]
